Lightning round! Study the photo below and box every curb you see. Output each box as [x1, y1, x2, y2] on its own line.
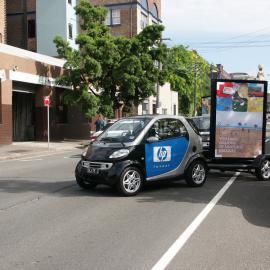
[0, 147, 83, 161]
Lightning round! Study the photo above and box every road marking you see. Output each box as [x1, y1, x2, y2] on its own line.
[151, 173, 240, 270]
[19, 159, 43, 162]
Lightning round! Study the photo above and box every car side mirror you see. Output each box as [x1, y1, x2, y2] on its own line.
[146, 136, 159, 143]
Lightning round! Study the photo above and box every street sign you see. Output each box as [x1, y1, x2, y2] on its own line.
[44, 96, 50, 107]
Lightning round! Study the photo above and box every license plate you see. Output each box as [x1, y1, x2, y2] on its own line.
[87, 168, 99, 174]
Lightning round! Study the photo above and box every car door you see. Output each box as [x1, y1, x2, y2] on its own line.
[145, 118, 190, 180]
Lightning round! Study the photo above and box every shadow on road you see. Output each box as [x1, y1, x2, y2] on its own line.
[0, 172, 270, 229]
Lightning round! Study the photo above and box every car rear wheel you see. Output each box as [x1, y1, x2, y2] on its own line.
[117, 167, 143, 196]
[185, 160, 207, 187]
[256, 159, 270, 181]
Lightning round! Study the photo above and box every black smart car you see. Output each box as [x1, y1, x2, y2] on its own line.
[75, 115, 207, 196]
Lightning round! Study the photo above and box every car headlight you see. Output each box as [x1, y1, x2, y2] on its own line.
[82, 148, 88, 157]
[109, 149, 130, 159]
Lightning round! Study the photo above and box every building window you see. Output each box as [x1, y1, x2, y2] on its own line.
[68, 23, 73, 39]
[162, 108, 167, 115]
[141, 13, 148, 29]
[112, 9, 120, 25]
[151, 3, 159, 19]
[141, 0, 149, 11]
[0, 33, 2, 43]
[106, 9, 121, 26]
[28, 19, 36, 38]
[68, 0, 72, 5]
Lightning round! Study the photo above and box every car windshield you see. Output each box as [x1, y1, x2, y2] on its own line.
[192, 116, 210, 131]
[98, 118, 151, 143]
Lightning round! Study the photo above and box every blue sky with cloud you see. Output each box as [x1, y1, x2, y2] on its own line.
[162, 0, 270, 77]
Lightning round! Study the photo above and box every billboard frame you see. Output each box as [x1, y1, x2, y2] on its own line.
[210, 79, 268, 161]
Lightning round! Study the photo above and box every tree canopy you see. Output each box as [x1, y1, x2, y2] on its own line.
[54, 0, 168, 117]
[166, 45, 211, 116]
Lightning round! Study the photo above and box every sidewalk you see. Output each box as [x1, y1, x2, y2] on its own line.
[0, 140, 89, 161]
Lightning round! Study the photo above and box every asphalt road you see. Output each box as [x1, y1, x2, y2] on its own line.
[0, 150, 270, 270]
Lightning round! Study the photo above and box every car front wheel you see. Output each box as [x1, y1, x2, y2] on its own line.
[117, 167, 143, 196]
[185, 160, 207, 187]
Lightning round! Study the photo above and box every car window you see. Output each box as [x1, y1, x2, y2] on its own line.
[98, 118, 151, 143]
[148, 119, 188, 140]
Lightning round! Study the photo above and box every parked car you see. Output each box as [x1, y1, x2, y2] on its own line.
[191, 116, 210, 150]
[76, 115, 208, 196]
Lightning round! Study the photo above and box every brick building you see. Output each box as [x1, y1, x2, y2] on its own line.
[91, 0, 161, 37]
[0, 0, 6, 43]
[6, 0, 36, 51]
[0, 44, 89, 145]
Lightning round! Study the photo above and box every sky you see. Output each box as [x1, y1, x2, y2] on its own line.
[162, 0, 270, 78]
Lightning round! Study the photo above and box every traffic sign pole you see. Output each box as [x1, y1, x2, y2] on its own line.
[47, 102, 50, 150]
[44, 96, 50, 150]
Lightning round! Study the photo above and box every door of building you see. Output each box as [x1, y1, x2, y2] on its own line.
[12, 84, 36, 141]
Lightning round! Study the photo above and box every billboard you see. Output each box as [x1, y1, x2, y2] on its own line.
[212, 80, 267, 158]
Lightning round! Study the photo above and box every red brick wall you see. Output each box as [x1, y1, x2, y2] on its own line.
[90, 0, 161, 38]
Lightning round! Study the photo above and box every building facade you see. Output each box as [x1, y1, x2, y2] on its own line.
[6, 0, 79, 56]
[36, 0, 79, 56]
[6, 0, 36, 51]
[0, 43, 89, 145]
[0, 0, 6, 43]
[90, 0, 161, 37]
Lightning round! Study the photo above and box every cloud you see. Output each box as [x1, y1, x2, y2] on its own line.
[162, 0, 270, 33]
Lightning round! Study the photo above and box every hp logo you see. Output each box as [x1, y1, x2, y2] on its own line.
[154, 146, 171, 162]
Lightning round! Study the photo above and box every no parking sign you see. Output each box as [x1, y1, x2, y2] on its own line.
[44, 96, 50, 107]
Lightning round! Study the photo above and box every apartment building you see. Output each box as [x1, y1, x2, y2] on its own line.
[90, 0, 161, 37]
[0, 0, 6, 43]
[6, 0, 78, 55]
[0, 0, 86, 145]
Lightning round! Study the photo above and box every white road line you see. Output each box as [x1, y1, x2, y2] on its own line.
[151, 172, 240, 270]
[19, 159, 43, 162]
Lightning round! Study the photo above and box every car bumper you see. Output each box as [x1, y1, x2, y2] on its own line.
[75, 159, 133, 186]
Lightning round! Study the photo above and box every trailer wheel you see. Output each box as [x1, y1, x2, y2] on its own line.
[256, 159, 270, 181]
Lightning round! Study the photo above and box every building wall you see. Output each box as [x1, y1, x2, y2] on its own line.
[0, 0, 6, 43]
[6, 0, 37, 51]
[91, 0, 161, 37]
[36, 0, 66, 56]
[0, 44, 89, 145]
[138, 83, 178, 116]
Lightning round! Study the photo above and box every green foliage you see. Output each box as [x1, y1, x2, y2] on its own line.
[166, 45, 210, 116]
[54, 0, 167, 117]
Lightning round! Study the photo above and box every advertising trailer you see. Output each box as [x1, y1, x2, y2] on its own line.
[208, 79, 270, 180]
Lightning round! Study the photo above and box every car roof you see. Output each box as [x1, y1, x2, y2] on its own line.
[122, 115, 187, 121]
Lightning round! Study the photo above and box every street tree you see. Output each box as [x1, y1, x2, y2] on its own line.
[54, 0, 168, 117]
[166, 45, 210, 115]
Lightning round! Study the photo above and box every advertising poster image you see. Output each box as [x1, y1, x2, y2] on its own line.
[201, 97, 211, 115]
[215, 82, 265, 158]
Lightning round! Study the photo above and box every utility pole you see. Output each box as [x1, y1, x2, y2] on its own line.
[193, 62, 198, 116]
[156, 38, 171, 114]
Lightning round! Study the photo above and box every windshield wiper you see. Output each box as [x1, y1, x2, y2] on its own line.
[100, 137, 125, 147]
